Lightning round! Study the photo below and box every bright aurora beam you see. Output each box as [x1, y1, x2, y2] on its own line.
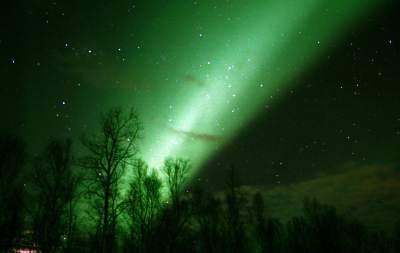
[128, 0, 380, 178]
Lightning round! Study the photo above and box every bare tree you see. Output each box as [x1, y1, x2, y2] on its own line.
[122, 158, 163, 253]
[86, 198, 105, 253]
[286, 215, 311, 253]
[341, 218, 369, 253]
[61, 164, 83, 253]
[223, 166, 246, 253]
[79, 106, 143, 253]
[249, 191, 283, 253]
[191, 185, 223, 253]
[157, 157, 193, 253]
[26, 138, 78, 253]
[162, 157, 191, 210]
[286, 196, 343, 253]
[0, 130, 27, 252]
[301, 196, 342, 253]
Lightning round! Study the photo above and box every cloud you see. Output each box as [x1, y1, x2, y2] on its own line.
[183, 75, 205, 87]
[238, 163, 400, 233]
[167, 126, 220, 143]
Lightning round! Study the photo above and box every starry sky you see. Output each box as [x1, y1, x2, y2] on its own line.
[2, 0, 400, 232]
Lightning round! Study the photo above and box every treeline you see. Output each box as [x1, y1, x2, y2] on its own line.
[1, 106, 400, 253]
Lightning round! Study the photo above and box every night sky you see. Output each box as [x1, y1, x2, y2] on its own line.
[2, 0, 400, 232]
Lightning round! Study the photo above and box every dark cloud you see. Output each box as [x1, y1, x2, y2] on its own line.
[167, 126, 220, 143]
[183, 75, 205, 87]
[237, 163, 400, 233]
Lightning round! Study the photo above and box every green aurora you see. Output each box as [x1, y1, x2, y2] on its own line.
[2, 0, 400, 235]
[116, 0, 382, 175]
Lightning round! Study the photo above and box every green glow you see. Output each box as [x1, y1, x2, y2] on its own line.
[124, 0, 380, 176]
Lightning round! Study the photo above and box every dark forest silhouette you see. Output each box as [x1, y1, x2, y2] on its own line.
[1, 106, 400, 253]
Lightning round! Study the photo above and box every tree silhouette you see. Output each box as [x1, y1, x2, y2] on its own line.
[286, 197, 343, 253]
[122, 158, 163, 253]
[223, 166, 246, 253]
[25, 137, 78, 253]
[341, 218, 369, 253]
[302, 196, 342, 253]
[191, 185, 223, 253]
[157, 157, 193, 253]
[79, 106, 143, 253]
[61, 167, 83, 253]
[249, 191, 283, 253]
[394, 220, 400, 253]
[249, 191, 267, 253]
[286, 215, 311, 253]
[371, 230, 390, 253]
[0, 130, 27, 252]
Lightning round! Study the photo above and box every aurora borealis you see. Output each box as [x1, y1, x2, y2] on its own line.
[2, 0, 400, 233]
